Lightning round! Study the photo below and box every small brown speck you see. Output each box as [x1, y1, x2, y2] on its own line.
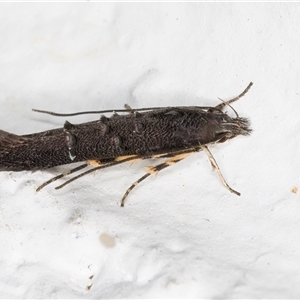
[291, 186, 298, 194]
[99, 233, 115, 248]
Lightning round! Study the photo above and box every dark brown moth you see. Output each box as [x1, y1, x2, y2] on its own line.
[0, 83, 252, 206]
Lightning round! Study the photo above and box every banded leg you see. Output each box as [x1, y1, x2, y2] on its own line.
[202, 145, 240, 196]
[121, 152, 191, 207]
[37, 155, 139, 191]
[54, 155, 140, 190]
[39, 146, 201, 193]
[36, 162, 88, 191]
[54, 146, 202, 191]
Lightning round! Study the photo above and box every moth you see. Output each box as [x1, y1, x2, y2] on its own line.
[0, 83, 253, 206]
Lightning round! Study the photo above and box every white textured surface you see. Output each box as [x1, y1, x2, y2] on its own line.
[0, 3, 300, 298]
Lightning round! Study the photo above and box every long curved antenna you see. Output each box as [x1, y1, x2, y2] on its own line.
[217, 97, 239, 118]
[32, 83, 253, 118]
[214, 82, 253, 111]
[32, 105, 214, 117]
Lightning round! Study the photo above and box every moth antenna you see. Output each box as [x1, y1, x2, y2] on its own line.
[32, 108, 141, 117]
[32, 84, 253, 118]
[33, 104, 233, 117]
[217, 97, 239, 118]
[214, 82, 253, 111]
[33, 106, 218, 117]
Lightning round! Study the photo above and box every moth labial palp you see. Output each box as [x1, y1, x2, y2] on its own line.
[0, 82, 253, 206]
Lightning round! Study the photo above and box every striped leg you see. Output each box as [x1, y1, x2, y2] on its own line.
[121, 152, 191, 207]
[202, 145, 240, 196]
[54, 155, 140, 190]
[38, 147, 200, 193]
[37, 155, 139, 191]
[36, 162, 88, 191]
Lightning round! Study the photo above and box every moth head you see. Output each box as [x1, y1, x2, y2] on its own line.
[213, 111, 252, 143]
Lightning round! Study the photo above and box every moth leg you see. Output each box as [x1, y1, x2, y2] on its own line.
[54, 155, 140, 190]
[36, 163, 88, 192]
[37, 156, 137, 192]
[202, 145, 240, 196]
[47, 149, 199, 192]
[214, 82, 253, 111]
[121, 152, 191, 207]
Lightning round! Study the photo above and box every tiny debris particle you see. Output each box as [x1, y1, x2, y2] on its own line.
[99, 233, 115, 248]
[291, 186, 298, 194]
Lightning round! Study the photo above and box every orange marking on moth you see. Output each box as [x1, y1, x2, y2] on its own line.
[87, 160, 102, 167]
[146, 166, 159, 175]
[114, 155, 138, 162]
[166, 152, 191, 164]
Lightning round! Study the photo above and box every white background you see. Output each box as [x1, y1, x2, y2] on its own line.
[0, 3, 299, 298]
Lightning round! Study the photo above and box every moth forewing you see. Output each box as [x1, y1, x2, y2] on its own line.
[0, 83, 253, 206]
